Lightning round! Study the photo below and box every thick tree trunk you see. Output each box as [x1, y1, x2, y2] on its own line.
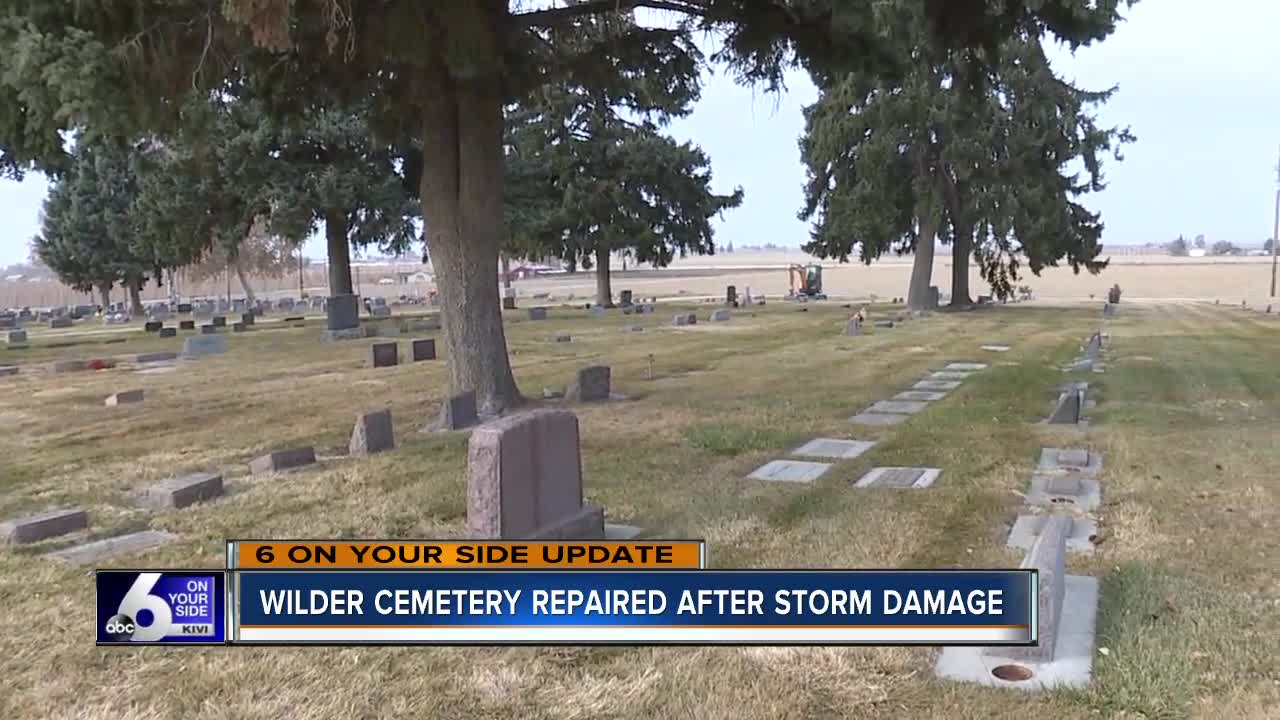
[419, 63, 520, 417]
[907, 206, 938, 311]
[234, 258, 257, 304]
[595, 246, 613, 307]
[97, 283, 111, 313]
[127, 278, 144, 315]
[325, 210, 355, 296]
[951, 229, 973, 307]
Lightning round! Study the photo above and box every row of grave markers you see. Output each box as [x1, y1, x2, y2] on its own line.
[745, 359, 995, 485]
[937, 330, 1109, 691]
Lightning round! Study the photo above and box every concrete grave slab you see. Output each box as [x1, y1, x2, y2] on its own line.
[1, 508, 89, 544]
[350, 409, 395, 455]
[981, 345, 1011, 352]
[790, 438, 877, 460]
[945, 362, 988, 371]
[893, 390, 947, 402]
[849, 412, 910, 426]
[466, 408, 604, 539]
[1025, 474, 1102, 512]
[605, 524, 646, 540]
[143, 472, 224, 509]
[929, 371, 973, 380]
[868, 400, 930, 415]
[182, 335, 227, 357]
[936, 572, 1097, 689]
[52, 359, 88, 373]
[1007, 513, 1097, 554]
[49, 530, 179, 565]
[854, 467, 941, 488]
[105, 390, 144, 406]
[1037, 448, 1103, 477]
[914, 380, 962, 391]
[748, 460, 832, 483]
[249, 447, 317, 474]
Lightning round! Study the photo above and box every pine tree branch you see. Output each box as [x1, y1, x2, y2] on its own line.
[514, 0, 707, 26]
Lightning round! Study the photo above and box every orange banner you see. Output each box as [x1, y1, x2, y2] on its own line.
[232, 541, 703, 569]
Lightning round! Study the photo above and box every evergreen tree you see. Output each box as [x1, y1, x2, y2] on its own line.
[799, 7, 1133, 306]
[33, 141, 156, 313]
[0, 0, 1135, 414]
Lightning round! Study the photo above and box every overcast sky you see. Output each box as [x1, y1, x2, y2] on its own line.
[1, 1, 1277, 267]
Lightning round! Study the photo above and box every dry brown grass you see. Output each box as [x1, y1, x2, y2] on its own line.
[1, 300, 1278, 719]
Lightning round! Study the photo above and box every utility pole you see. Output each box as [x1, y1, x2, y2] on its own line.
[1271, 144, 1279, 298]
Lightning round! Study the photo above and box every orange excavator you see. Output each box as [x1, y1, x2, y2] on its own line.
[787, 263, 827, 300]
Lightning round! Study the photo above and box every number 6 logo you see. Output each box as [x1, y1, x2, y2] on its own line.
[117, 573, 173, 642]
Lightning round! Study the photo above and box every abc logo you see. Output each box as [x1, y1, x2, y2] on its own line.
[104, 613, 136, 641]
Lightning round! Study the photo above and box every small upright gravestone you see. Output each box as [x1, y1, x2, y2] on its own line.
[50, 317, 73, 329]
[567, 365, 611, 402]
[142, 472, 224, 509]
[200, 324, 219, 335]
[105, 390, 144, 406]
[619, 290, 633, 307]
[443, 390, 479, 430]
[466, 408, 604, 539]
[411, 338, 436, 361]
[5, 330, 27, 345]
[350, 409, 395, 456]
[710, 309, 731, 322]
[144, 321, 163, 333]
[241, 312, 255, 326]
[1, 507, 88, 544]
[211, 316, 227, 328]
[528, 307, 548, 321]
[725, 285, 737, 306]
[179, 320, 196, 331]
[158, 327, 177, 338]
[182, 334, 227, 357]
[232, 323, 248, 333]
[249, 447, 317, 474]
[369, 342, 399, 368]
[845, 317, 862, 336]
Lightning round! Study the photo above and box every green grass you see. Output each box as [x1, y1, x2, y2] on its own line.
[1, 300, 1278, 719]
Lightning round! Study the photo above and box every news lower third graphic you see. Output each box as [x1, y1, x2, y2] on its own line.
[96, 571, 227, 644]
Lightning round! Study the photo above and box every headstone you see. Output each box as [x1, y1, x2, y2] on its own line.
[927, 286, 940, 309]
[893, 390, 947, 402]
[211, 316, 226, 327]
[989, 514, 1068, 663]
[620, 290, 633, 307]
[182, 335, 228, 357]
[350, 409, 395, 456]
[49, 530, 178, 565]
[845, 317, 862, 336]
[200, 324, 218, 335]
[567, 365, 611, 402]
[591, 306, 607, 318]
[710, 309, 731, 322]
[284, 316, 305, 324]
[874, 320, 895, 329]
[726, 286, 737, 306]
[241, 312, 255, 326]
[1, 508, 88, 544]
[411, 338, 437, 361]
[142, 472, 224, 509]
[5, 330, 27, 345]
[466, 408, 605, 539]
[945, 362, 988, 371]
[673, 313, 689, 327]
[444, 390, 479, 430]
[134, 352, 177, 364]
[105, 390, 144, 406]
[179, 320, 196, 330]
[849, 411, 911, 426]
[553, 334, 572, 343]
[1047, 389, 1083, 425]
[528, 307, 548, 321]
[50, 317, 73, 329]
[1102, 303, 1114, 318]
[144, 321, 163, 333]
[177, 303, 193, 314]
[0, 366, 16, 377]
[158, 327, 177, 338]
[748, 459, 831, 483]
[370, 306, 392, 317]
[854, 467, 942, 489]
[249, 447, 317, 474]
[369, 342, 399, 368]
[502, 297, 517, 310]
[231, 323, 248, 333]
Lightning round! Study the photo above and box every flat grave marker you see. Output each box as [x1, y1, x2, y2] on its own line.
[790, 438, 877, 460]
[369, 342, 399, 368]
[249, 447, 317, 474]
[981, 345, 1011, 352]
[914, 380, 961, 391]
[142, 472, 224, 509]
[930, 371, 972, 380]
[849, 412, 910, 426]
[748, 460, 832, 483]
[945, 362, 988, 371]
[868, 400, 930, 415]
[1007, 513, 1096, 554]
[854, 467, 941, 489]
[105, 390, 144, 406]
[1, 508, 88, 544]
[893, 390, 947, 402]
[49, 530, 178, 565]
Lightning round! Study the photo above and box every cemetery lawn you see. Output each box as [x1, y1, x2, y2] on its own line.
[1, 302, 1278, 719]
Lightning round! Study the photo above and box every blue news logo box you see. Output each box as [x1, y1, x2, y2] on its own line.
[96, 571, 226, 644]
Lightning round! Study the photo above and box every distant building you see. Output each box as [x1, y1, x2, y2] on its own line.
[499, 263, 554, 282]
[1189, 248, 1207, 257]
